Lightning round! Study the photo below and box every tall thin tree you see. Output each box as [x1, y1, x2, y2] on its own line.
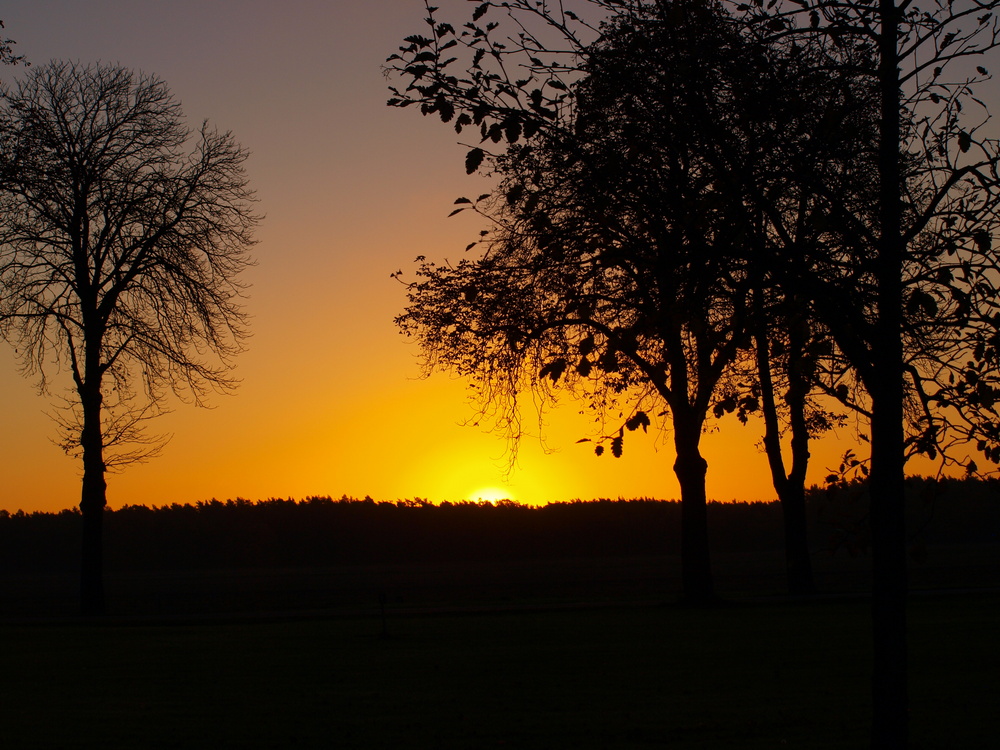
[0, 62, 258, 615]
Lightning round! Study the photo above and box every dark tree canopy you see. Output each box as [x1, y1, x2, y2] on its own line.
[390, 0, 889, 601]
[739, 2, 1000, 746]
[0, 61, 259, 614]
[390, 1, 1000, 744]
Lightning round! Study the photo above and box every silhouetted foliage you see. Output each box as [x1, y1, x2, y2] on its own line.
[388, 2, 1000, 736]
[738, 3, 1000, 744]
[0, 22, 25, 71]
[388, 0, 887, 605]
[0, 62, 258, 615]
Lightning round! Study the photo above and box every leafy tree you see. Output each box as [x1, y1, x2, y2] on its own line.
[704, 21, 883, 597]
[388, 0, 879, 601]
[392, 0, 1000, 739]
[739, 1, 1000, 745]
[393, 0, 781, 603]
[0, 62, 258, 615]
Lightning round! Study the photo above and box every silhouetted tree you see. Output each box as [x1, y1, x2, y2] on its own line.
[392, 0, 773, 603]
[740, 2, 1000, 745]
[0, 62, 258, 615]
[388, 0, 880, 602]
[705, 23, 884, 597]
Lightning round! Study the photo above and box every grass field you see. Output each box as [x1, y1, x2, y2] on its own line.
[1, 594, 995, 749]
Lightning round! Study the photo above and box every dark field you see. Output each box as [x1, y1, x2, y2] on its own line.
[1, 489, 996, 747]
[0, 595, 996, 749]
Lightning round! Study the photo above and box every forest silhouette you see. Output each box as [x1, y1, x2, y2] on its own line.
[2, 478, 995, 613]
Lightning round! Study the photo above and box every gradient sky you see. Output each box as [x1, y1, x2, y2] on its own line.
[0, 0, 892, 513]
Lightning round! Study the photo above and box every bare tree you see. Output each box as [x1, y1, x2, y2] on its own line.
[0, 61, 258, 615]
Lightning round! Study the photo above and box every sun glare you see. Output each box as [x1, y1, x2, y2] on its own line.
[469, 486, 515, 504]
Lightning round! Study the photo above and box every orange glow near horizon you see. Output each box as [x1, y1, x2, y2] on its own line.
[0, 2, 967, 516]
[468, 487, 516, 504]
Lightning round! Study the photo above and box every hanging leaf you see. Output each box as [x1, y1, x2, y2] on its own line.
[465, 147, 485, 174]
[958, 130, 972, 153]
[611, 435, 624, 458]
[472, 3, 489, 22]
[625, 411, 650, 432]
[973, 229, 992, 253]
[454, 113, 472, 133]
[504, 119, 522, 143]
[539, 358, 568, 382]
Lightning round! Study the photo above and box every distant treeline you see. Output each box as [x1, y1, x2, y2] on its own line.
[1, 477, 997, 574]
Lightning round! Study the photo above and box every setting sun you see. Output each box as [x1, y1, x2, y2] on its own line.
[0, 2, 896, 515]
[468, 486, 515, 504]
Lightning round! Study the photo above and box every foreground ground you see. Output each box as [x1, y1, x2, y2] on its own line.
[0, 593, 995, 748]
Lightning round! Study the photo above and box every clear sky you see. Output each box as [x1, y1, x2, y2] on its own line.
[0, 0, 883, 513]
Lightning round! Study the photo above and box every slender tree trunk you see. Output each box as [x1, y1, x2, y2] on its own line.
[871, 1, 908, 746]
[672, 409, 714, 604]
[755, 316, 815, 596]
[779, 455, 814, 596]
[79, 379, 107, 617]
[783, 317, 816, 596]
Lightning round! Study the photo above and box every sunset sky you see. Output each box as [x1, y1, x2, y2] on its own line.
[0, 0, 896, 513]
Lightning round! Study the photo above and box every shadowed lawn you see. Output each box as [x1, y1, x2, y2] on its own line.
[0, 595, 994, 748]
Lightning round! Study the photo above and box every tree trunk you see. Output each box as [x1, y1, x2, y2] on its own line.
[79, 383, 107, 617]
[782, 318, 816, 597]
[871, 1, 908, 746]
[778, 478, 814, 596]
[869, 375, 908, 749]
[672, 412, 714, 604]
[755, 317, 815, 596]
